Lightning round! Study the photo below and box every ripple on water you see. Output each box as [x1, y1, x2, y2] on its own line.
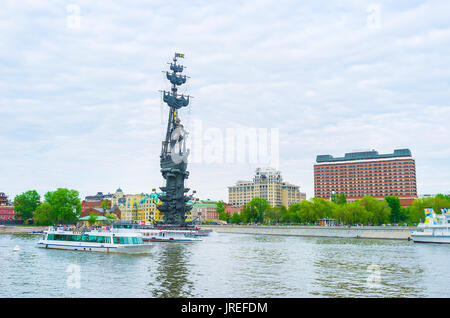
[0, 233, 449, 297]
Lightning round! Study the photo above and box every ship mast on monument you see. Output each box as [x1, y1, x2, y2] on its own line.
[159, 52, 192, 226]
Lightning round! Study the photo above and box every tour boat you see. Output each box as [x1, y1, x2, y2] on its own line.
[139, 228, 202, 243]
[109, 223, 203, 243]
[36, 227, 153, 253]
[411, 208, 450, 244]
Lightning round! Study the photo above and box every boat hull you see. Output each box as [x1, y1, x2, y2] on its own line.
[411, 234, 450, 244]
[143, 237, 201, 243]
[36, 241, 153, 253]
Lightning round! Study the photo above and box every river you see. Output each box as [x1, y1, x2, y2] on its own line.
[0, 232, 449, 297]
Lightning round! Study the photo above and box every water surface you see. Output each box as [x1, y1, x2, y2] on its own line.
[0, 233, 449, 297]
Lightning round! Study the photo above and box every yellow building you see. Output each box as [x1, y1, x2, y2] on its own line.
[137, 194, 163, 223]
[111, 188, 144, 222]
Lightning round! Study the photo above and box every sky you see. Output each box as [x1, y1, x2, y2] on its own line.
[1, 0, 449, 202]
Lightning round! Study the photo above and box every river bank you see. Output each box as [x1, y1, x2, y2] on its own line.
[0, 225, 47, 235]
[201, 224, 416, 240]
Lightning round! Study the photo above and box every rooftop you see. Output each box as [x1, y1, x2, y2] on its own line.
[316, 149, 412, 163]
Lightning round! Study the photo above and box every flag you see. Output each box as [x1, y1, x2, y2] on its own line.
[424, 208, 433, 223]
[175, 53, 184, 58]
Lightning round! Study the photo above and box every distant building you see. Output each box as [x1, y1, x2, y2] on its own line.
[85, 192, 113, 202]
[110, 188, 167, 223]
[137, 194, 163, 223]
[0, 206, 14, 221]
[80, 204, 121, 219]
[419, 193, 450, 198]
[224, 204, 243, 216]
[191, 200, 218, 222]
[111, 189, 144, 222]
[314, 149, 417, 206]
[228, 168, 306, 208]
[0, 192, 14, 221]
[0, 192, 9, 206]
[81, 191, 115, 218]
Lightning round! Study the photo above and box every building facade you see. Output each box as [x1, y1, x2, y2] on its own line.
[0, 206, 14, 221]
[224, 204, 243, 216]
[0, 192, 14, 221]
[228, 168, 306, 207]
[314, 149, 417, 206]
[110, 188, 167, 223]
[137, 194, 163, 223]
[191, 200, 218, 222]
[84, 192, 113, 202]
[0, 192, 9, 206]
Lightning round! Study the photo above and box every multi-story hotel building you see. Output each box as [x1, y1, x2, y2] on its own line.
[314, 149, 417, 206]
[228, 168, 306, 208]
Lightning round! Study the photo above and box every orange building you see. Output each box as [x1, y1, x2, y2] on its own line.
[314, 149, 417, 206]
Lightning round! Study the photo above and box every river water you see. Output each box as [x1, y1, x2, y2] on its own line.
[1, 232, 449, 298]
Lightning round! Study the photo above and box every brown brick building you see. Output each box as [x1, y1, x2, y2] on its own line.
[314, 149, 417, 206]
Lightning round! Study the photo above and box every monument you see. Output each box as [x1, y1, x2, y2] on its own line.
[158, 53, 192, 226]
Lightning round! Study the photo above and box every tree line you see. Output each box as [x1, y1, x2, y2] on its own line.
[218, 194, 450, 226]
[13, 188, 81, 225]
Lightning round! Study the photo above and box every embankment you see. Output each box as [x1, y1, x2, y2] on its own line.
[201, 225, 415, 240]
[0, 225, 46, 235]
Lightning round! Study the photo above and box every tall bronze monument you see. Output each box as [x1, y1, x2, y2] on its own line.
[158, 53, 192, 226]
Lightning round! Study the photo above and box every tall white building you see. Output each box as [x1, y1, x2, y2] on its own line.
[228, 168, 306, 207]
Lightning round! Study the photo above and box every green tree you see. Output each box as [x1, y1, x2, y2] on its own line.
[100, 200, 111, 210]
[335, 193, 347, 205]
[13, 190, 41, 223]
[34, 202, 54, 225]
[275, 205, 288, 223]
[44, 188, 81, 224]
[331, 204, 348, 225]
[344, 200, 367, 225]
[385, 196, 403, 223]
[408, 196, 450, 224]
[295, 200, 314, 224]
[105, 212, 117, 220]
[241, 198, 269, 224]
[230, 212, 241, 224]
[88, 214, 98, 226]
[360, 196, 391, 225]
[331, 193, 347, 205]
[216, 201, 229, 222]
[409, 197, 435, 224]
[311, 197, 335, 221]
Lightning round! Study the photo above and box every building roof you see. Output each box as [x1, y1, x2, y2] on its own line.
[316, 149, 412, 163]
[78, 215, 109, 221]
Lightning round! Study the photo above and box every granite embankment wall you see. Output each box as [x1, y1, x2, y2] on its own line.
[0, 225, 47, 235]
[201, 225, 415, 240]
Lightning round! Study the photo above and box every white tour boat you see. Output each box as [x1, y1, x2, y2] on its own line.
[139, 228, 202, 243]
[411, 208, 450, 244]
[36, 227, 153, 253]
[109, 223, 203, 243]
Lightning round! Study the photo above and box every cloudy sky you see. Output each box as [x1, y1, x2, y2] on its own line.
[1, 0, 449, 202]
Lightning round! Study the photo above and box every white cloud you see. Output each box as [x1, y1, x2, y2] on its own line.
[0, 0, 449, 201]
